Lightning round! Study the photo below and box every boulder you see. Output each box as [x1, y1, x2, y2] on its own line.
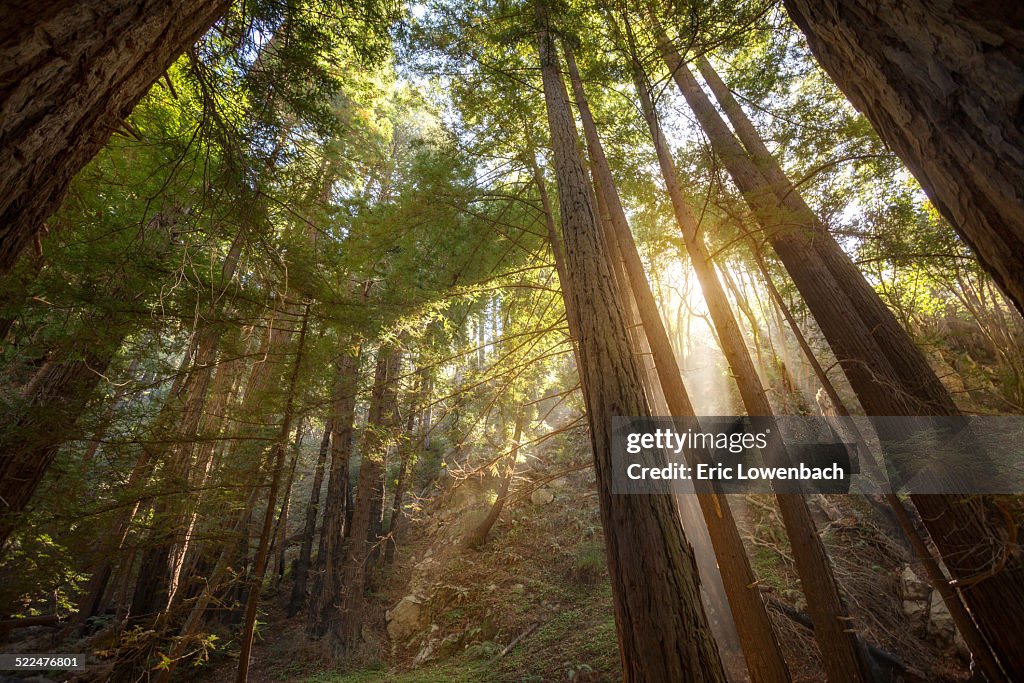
[386, 594, 424, 642]
[899, 566, 929, 601]
[530, 488, 555, 505]
[927, 591, 957, 643]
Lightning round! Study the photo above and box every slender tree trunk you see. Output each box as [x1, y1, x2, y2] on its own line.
[0, 0, 231, 272]
[289, 424, 331, 616]
[384, 375, 425, 565]
[272, 416, 305, 580]
[623, 26, 873, 679]
[307, 343, 362, 637]
[759, 257, 1008, 683]
[535, 6, 726, 680]
[576, 31, 863, 681]
[463, 411, 524, 550]
[781, 0, 1024, 313]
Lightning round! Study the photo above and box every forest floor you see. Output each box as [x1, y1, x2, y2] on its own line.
[191, 456, 972, 683]
[0, 454, 974, 682]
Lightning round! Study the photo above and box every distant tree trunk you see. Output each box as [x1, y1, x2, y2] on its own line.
[272, 416, 305, 580]
[384, 373, 426, 566]
[653, 20, 1024, 676]
[0, 344, 121, 547]
[462, 410, 524, 550]
[155, 473, 265, 683]
[334, 344, 402, 654]
[535, 5, 726, 680]
[236, 303, 310, 683]
[781, 0, 1024, 314]
[0, 201, 182, 546]
[0, 0, 230, 273]
[125, 231, 246, 616]
[307, 343, 362, 637]
[288, 424, 331, 617]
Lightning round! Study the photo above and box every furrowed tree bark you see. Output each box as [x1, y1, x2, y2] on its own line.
[334, 344, 402, 654]
[781, 0, 1024, 314]
[564, 37, 789, 683]
[650, 19, 1024, 675]
[694, 55, 957, 418]
[756, 254, 1008, 683]
[659, 26, 1024, 671]
[0, 0, 231, 273]
[535, 4, 726, 680]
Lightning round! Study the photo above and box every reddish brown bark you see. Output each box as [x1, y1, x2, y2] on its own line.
[307, 343, 363, 638]
[782, 0, 1024, 314]
[535, 4, 726, 680]
[565, 37, 790, 683]
[651, 21, 1024, 675]
[0, 0, 230, 272]
[333, 344, 402, 654]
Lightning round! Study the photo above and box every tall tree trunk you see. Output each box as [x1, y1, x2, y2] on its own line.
[0, 0, 230, 272]
[621, 24, 871, 679]
[384, 373, 425, 566]
[272, 415, 305, 581]
[307, 343, 362, 637]
[781, 0, 1024, 314]
[0, 344, 121, 547]
[758, 256, 1008, 683]
[564, 37, 788, 683]
[236, 303, 310, 683]
[651, 20, 1024, 675]
[333, 344, 402, 654]
[535, 5, 726, 680]
[288, 424, 331, 617]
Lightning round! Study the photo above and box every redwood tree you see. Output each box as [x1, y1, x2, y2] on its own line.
[535, 3, 726, 679]
[783, 0, 1024, 314]
[0, 0, 231, 273]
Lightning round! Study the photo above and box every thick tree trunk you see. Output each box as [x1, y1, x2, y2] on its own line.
[0, 0, 230, 272]
[535, 5, 726, 680]
[565, 38, 789, 683]
[334, 344, 402, 654]
[782, 0, 1024, 314]
[307, 344, 362, 637]
[651, 24, 1024, 677]
[288, 424, 331, 617]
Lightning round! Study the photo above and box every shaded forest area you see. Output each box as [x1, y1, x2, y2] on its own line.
[1, 0, 1022, 681]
